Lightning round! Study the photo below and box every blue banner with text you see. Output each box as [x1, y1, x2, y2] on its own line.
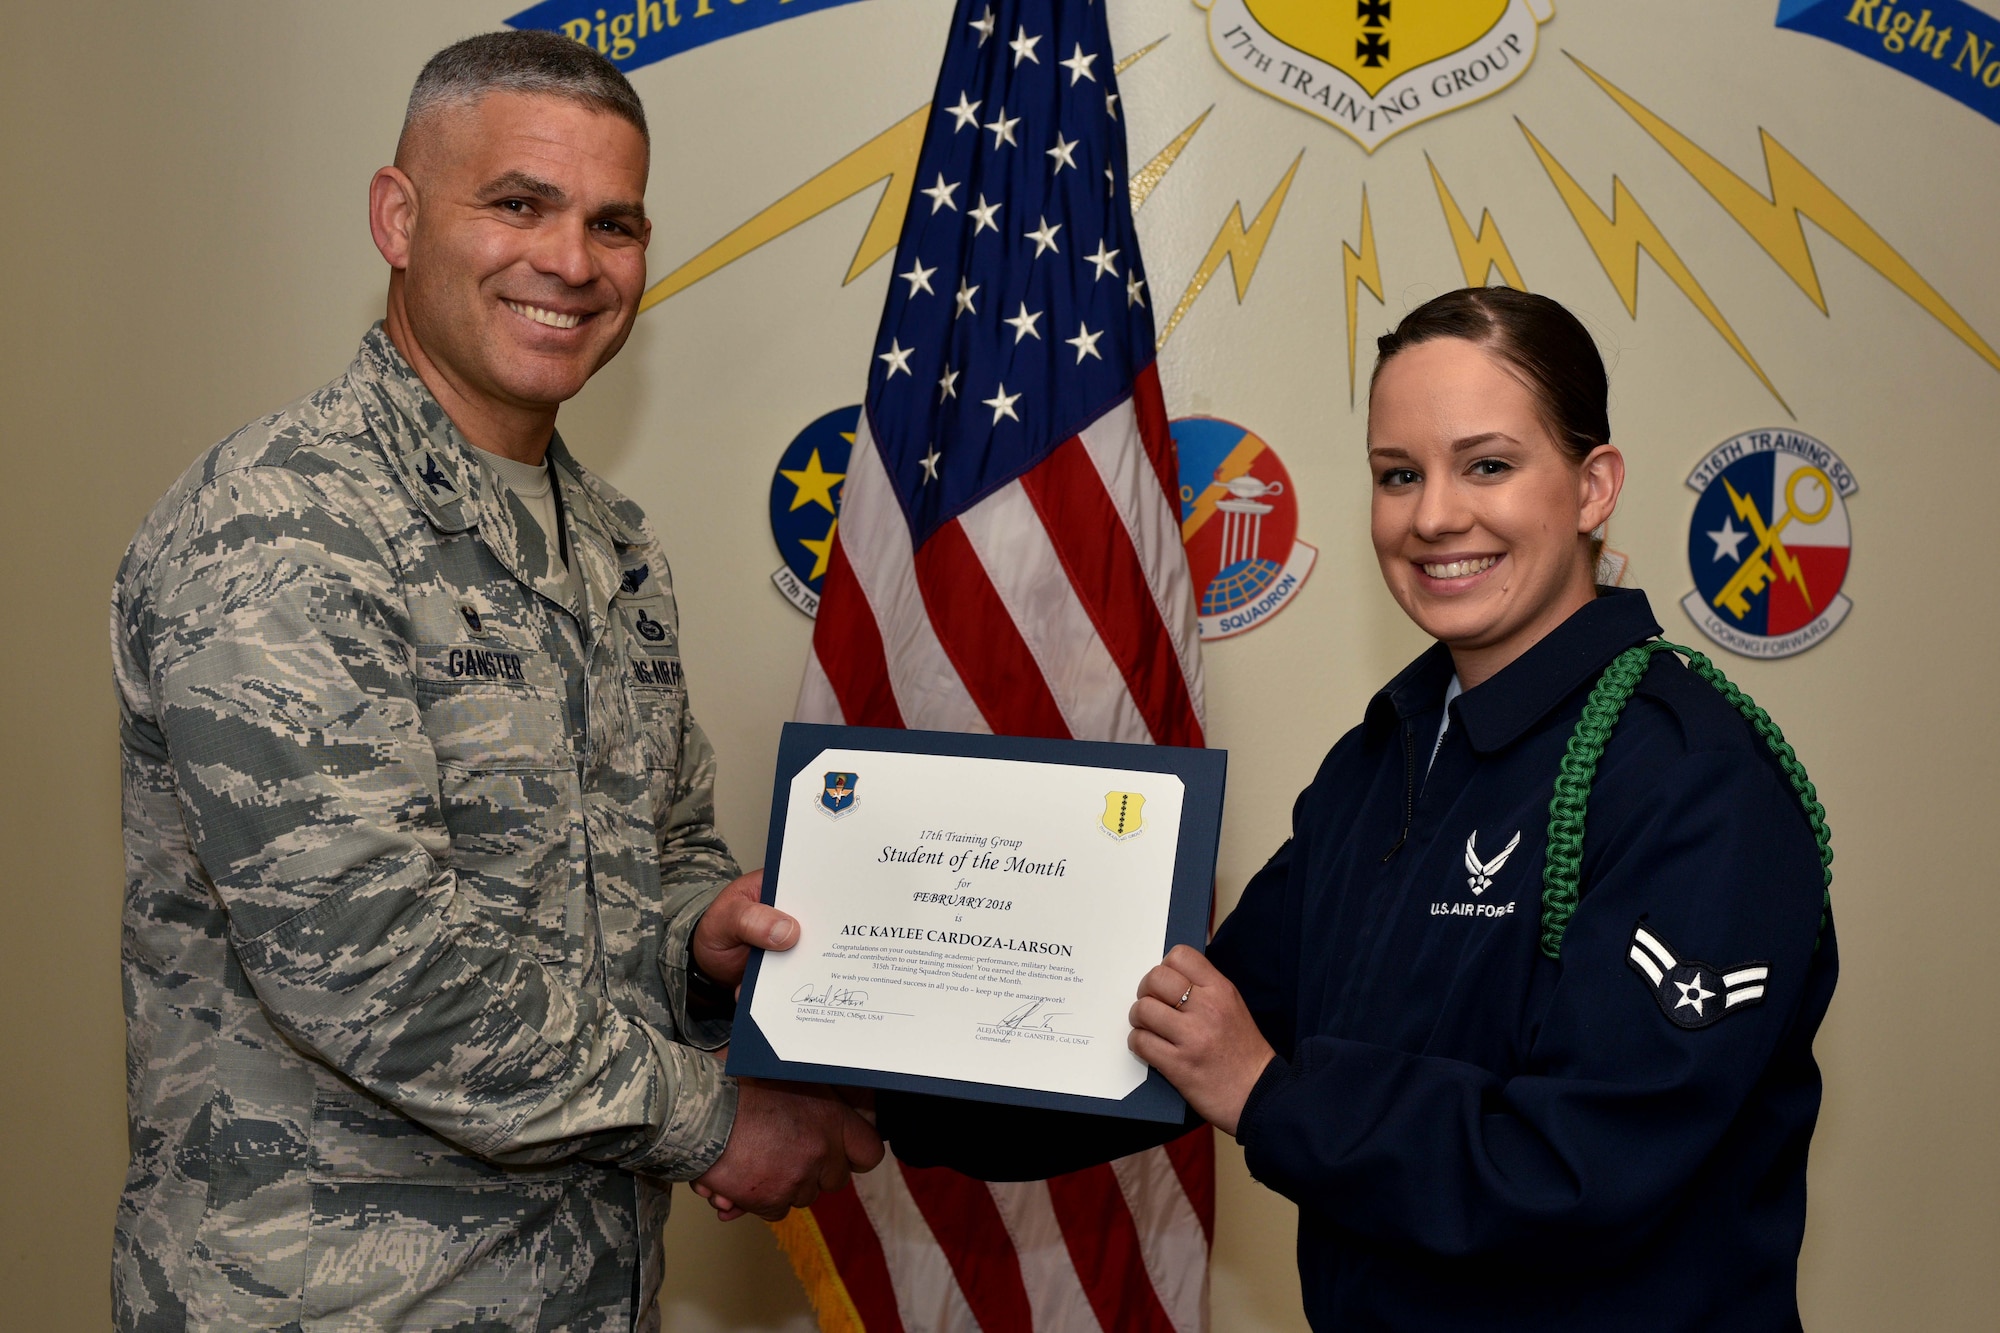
[1777, 0, 2000, 125]
[507, 0, 868, 75]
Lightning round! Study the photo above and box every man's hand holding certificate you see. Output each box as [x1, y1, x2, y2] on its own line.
[727, 726, 1226, 1124]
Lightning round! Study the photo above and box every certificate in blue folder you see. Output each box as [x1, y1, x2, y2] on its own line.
[726, 724, 1226, 1124]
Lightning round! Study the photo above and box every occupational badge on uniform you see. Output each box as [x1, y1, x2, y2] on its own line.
[459, 603, 487, 635]
[620, 564, 652, 595]
[1682, 429, 1857, 660]
[1174, 417, 1317, 641]
[1195, 0, 1556, 152]
[1464, 829, 1520, 895]
[769, 406, 858, 617]
[1627, 922, 1769, 1030]
[1100, 791, 1147, 841]
[818, 771, 860, 818]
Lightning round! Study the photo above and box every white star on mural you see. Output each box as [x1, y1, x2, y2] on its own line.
[1709, 516, 1750, 562]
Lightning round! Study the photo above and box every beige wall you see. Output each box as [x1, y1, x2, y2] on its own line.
[6, 0, 1997, 1327]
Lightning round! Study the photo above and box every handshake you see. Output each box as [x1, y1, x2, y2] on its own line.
[684, 870, 886, 1221]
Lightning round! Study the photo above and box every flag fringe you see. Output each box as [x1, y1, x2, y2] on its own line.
[769, 1208, 869, 1333]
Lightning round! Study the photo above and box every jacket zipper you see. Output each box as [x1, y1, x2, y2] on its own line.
[1381, 721, 1415, 862]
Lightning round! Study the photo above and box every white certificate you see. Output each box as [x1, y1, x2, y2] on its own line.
[729, 727, 1224, 1121]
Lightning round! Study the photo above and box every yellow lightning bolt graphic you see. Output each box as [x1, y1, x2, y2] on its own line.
[1157, 151, 1305, 350]
[1130, 107, 1212, 210]
[1570, 54, 2000, 376]
[1426, 153, 1526, 291]
[1519, 119, 1791, 415]
[640, 38, 1171, 313]
[1342, 186, 1386, 405]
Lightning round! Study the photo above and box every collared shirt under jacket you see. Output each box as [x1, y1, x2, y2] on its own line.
[111, 326, 739, 1332]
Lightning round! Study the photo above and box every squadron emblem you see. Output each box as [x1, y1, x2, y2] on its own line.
[1682, 429, 1857, 660]
[769, 406, 858, 618]
[818, 771, 860, 819]
[1174, 416, 1317, 641]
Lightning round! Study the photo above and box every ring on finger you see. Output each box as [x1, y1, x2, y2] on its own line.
[1175, 984, 1193, 1010]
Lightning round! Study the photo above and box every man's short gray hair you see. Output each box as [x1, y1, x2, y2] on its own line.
[402, 30, 648, 150]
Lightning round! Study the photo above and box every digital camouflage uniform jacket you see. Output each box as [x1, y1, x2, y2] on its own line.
[112, 325, 740, 1332]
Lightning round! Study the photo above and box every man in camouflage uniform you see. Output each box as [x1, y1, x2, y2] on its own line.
[111, 31, 879, 1331]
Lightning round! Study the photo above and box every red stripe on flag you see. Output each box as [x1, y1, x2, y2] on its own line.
[1047, 1164, 1181, 1333]
[1163, 1128, 1217, 1246]
[897, 1164, 1033, 1332]
[912, 519, 1072, 739]
[809, 1188, 907, 1333]
[1131, 362, 1179, 515]
[812, 538, 906, 728]
[1019, 438, 1204, 748]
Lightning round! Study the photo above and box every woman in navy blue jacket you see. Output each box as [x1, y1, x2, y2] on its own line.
[886, 287, 1836, 1331]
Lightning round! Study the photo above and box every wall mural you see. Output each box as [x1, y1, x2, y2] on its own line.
[512, 0, 1998, 656]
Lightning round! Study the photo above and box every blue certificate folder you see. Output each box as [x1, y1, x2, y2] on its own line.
[725, 723, 1227, 1124]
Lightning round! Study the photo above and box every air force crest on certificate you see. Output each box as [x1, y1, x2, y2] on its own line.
[819, 771, 859, 818]
[1100, 792, 1146, 841]
[1197, 0, 1555, 151]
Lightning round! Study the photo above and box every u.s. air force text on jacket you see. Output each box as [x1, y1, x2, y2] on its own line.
[111, 326, 741, 1332]
[883, 590, 1837, 1332]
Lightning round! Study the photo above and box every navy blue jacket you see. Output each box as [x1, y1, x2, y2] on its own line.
[885, 590, 1836, 1330]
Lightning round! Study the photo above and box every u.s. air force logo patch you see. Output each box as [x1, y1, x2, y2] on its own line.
[1628, 923, 1769, 1030]
[1197, 0, 1555, 151]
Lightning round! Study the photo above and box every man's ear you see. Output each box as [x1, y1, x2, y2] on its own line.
[1577, 443, 1625, 536]
[369, 166, 419, 271]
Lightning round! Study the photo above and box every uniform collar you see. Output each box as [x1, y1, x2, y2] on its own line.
[1366, 588, 1663, 751]
[346, 324, 637, 642]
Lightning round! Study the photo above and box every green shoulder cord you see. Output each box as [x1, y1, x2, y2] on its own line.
[1539, 640, 1833, 961]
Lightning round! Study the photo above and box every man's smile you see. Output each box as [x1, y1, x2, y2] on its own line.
[502, 298, 589, 330]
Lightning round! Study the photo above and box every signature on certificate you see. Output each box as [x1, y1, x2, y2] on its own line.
[990, 997, 1084, 1036]
[791, 982, 870, 1008]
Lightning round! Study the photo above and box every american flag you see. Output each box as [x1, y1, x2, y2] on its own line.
[780, 0, 1214, 1328]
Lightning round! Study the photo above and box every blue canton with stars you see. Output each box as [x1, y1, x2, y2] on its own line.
[868, 0, 1157, 549]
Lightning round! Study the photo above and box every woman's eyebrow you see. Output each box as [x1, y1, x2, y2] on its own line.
[1453, 432, 1519, 451]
